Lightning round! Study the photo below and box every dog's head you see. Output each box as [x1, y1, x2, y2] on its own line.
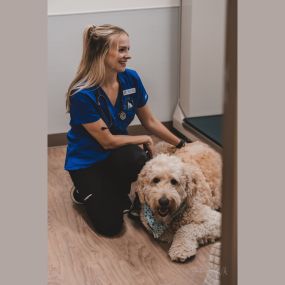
[135, 154, 193, 224]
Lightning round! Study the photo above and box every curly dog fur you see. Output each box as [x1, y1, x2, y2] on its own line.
[132, 141, 222, 262]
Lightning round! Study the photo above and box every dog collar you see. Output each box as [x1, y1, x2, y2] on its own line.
[143, 200, 187, 239]
[170, 200, 187, 220]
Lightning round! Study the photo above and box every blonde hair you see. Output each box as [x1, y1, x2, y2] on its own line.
[66, 24, 128, 112]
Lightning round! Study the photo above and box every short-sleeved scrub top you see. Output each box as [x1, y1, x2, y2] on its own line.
[64, 69, 149, 171]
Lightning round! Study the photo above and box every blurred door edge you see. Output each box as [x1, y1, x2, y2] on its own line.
[220, 0, 237, 284]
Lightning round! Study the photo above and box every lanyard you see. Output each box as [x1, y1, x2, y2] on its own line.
[95, 88, 127, 129]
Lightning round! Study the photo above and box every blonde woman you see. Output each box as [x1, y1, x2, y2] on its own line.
[65, 24, 185, 237]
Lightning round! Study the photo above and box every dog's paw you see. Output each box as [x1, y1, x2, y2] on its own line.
[168, 245, 197, 262]
[198, 237, 208, 245]
[198, 236, 217, 245]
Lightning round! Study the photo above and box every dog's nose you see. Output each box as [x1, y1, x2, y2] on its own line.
[159, 197, 169, 207]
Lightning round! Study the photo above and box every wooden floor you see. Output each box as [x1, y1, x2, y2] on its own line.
[48, 145, 212, 285]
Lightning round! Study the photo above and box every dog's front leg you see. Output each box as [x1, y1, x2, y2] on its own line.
[168, 225, 198, 262]
[168, 209, 221, 262]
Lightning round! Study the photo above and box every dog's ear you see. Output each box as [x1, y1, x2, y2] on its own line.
[132, 168, 148, 204]
[131, 180, 144, 204]
[129, 181, 138, 202]
[182, 165, 196, 206]
[184, 164, 212, 207]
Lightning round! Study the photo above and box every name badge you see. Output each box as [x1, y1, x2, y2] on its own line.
[123, 88, 136, 96]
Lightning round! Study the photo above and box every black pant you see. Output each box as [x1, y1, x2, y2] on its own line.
[68, 145, 148, 237]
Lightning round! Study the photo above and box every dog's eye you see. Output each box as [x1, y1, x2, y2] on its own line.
[170, 178, 178, 185]
[152, 177, 160, 184]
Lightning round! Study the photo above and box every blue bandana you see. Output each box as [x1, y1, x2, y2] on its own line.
[143, 204, 168, 239]
[143, 201, 188, 239]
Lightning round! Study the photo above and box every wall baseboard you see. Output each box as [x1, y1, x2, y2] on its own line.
[48, 121, 174, 147]
[48, 132, 68, 147]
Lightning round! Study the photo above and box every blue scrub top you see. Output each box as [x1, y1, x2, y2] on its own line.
[64, 68, 149, 171]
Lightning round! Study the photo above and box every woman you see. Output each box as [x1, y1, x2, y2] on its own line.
[65, 24, 185, 237]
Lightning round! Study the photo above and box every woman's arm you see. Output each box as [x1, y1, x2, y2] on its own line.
[136, 105, 181, 146]
[83, 118, 154, 151]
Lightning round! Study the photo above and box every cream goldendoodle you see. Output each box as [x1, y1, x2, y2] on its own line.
[132, 141, 222, 262]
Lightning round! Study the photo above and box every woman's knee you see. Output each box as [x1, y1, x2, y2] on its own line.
[84, 195, 124, 237]
[109, 145, 148, 180]
[92, 219, 123, 237]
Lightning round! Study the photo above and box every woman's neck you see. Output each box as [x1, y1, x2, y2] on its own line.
[102, 70, 118, 88]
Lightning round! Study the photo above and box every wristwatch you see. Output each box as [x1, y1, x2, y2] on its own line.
[176, 139, 186, 149]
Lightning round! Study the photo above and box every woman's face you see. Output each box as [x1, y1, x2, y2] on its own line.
[105, 33, 131, 73]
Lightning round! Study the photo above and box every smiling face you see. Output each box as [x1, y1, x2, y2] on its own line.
[104, 33, 131, 73]
[136, 154, 189, 224]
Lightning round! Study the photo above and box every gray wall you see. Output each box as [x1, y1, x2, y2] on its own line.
[48, 7, 180, 134]
[180, 0, 226, 117]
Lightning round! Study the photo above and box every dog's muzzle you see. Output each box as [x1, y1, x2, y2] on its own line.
[157, 196, 171, 217]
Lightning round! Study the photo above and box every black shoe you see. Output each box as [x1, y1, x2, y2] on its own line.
[127, 195, 141, 221]
[70, 186, 92, 205]
[122, 195, 132, 214]
[127, 208, 140, 221]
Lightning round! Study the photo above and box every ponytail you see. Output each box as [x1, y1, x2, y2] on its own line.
[65, 24, 128, 112]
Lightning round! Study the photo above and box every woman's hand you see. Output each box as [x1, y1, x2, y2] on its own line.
[142, 135, 154, 159]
